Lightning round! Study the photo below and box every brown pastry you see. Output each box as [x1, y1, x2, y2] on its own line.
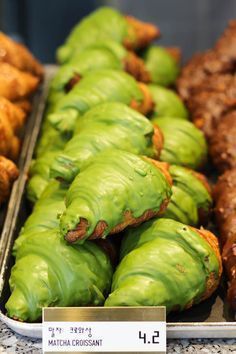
[214, 169, 236, 311]
[210, 111, 236, 172]
[0, 155, 19, 205]
[0, 32, 43, 77]
[124, 15, 160, 50]
[0, 63, 39, 101]
[0, 97, 26, 133]
[0, 110, 20, 160]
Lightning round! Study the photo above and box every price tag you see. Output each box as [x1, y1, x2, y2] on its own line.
[43, 307, 166, 353]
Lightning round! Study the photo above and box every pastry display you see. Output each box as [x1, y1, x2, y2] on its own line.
[4, 7, 235, 326]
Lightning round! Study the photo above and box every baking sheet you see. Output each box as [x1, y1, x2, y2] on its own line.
[0, 65, 235, 339]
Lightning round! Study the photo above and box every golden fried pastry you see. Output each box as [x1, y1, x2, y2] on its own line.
[0, 32, 43, 77]
[0, 155, 19, 205]
[0, 63, 39, 101]
[0, 111, 20, 160]
[0, 97, 26, 133]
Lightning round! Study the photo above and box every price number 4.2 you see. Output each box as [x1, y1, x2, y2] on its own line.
[139, 330, 159, 344]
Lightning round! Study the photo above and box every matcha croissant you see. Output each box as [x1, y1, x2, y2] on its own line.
[148, 84, 188, 119]
[27, 122, 68, 203]
[105, 218, 222, 312]
[50, 102, 161, 183]
[152, 117, 207, 169]
[15, 180, 67, 253]
[50, 41, 149, 104]
[57, 7, 159, 64]
[48, 69, 153, 134]
[163, 165, 212, 225]
[60, 149, 172, 243]
[7, 228, 113, 322]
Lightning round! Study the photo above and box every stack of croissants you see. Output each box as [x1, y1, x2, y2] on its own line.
[4, 7, 236, 322]
[0, 33, 43, 207]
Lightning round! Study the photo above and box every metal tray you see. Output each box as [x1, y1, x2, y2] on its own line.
[0, 65, 235, 339]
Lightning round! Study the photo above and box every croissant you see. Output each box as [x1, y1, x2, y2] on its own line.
[105, 218, 222, 312]
[57, 7, 159, 64]
[49, 41, 150, 104]
[142, 46, 180, 87]
[0, 96, 26, 133]
[0, 32, 43, 77]
[0, 110, 21, 159]
[213, 169, 236, 310]
[6, 228, 113, 322]
[0, 155, 19, 205]
[26, 120, 69, 202]
[48, 69, 153, 134]
[163, 165, 212, 226]
[0, 63, 39, 101]
[148, 84, 189, 119]
[14, 180, 67, 254]
[152, 117, 207, 169]
[27, 151, 61, 203]
[60, 149, 172, 243]
[50, 102, 161, 183]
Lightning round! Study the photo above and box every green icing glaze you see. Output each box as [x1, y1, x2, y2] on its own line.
[169, 165, 212, 212]
[50, 102, 155, 182]
[143, 46, 180, 86]
[7, 228, 113, 322]
[152, 117, 208, 169]
[14, 180, 67, 254]
[60, 149, 172, 242]
[163, 185, 198, 225]
[27, 151, 59, 203]
[35, 122, 68, 158]
[148, 84, 189, 119]
[105, 218, 220, 311]
[48, 70, 144, 134]
[57, 7, 128, 64]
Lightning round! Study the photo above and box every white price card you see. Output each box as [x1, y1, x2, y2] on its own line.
[43, 307, 166, 353]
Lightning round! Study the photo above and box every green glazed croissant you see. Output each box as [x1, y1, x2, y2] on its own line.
[148, 84, 189, 119]
[105, 218, 222, 312]
[60, 149, 172, 243]
[143, 46, 180, 86]
[27, 121, 69, 203]
[163, 165, 212, 225]
[48, 69, 153, 134]
[14, 180, 67, 254]
[50, 41, 150, 105]
[50, 102, 161, 183]
[153, 117, 208, 169]
[57, 7, 159, 64]
[7, 228, 113, 322]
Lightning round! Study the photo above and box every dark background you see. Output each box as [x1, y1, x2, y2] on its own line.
[0, 0, 235, 63]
